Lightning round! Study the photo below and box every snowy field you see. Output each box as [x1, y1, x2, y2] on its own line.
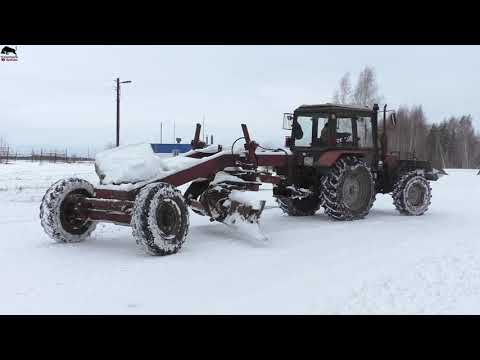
[1, 160, 479, 314]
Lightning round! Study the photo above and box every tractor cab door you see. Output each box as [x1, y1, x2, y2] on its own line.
[292, 112, 355, 151]
[292, 113, 333, 150]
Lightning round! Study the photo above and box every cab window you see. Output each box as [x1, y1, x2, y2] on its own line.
[336, 118, 354, 146]
[294, 116, 313, 147]
[317, 118, 329, 145]
[356, 117, 373, 148]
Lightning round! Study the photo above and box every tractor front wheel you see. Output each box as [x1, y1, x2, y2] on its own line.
[392, 171, 431, 215]
[321, 156, 375, 220]
[131, 182, 190, 256]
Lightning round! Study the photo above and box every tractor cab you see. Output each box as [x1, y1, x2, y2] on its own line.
[284, 103, 378, 153]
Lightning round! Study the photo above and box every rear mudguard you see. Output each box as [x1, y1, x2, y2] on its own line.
[316, 150, 370, 167]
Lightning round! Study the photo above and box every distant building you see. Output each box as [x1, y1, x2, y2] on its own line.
[150, 143, 192, 156]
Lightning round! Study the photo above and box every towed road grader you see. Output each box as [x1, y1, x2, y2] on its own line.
[40, 103, 444, 255]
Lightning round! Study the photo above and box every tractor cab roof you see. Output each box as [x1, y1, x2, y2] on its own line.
[294, 103, 374, 118]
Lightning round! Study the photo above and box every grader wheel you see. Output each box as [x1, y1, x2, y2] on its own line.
[131, 182, 190, 256]
[39, 178, 97, 243]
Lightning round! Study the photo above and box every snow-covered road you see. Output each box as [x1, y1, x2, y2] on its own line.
[1, 161, 479, 314]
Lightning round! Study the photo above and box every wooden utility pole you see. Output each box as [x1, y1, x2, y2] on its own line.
[115, 78, 132, 147]
[116, 78, 120, 147]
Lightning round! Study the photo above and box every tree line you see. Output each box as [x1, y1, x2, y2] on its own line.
[332, 66, 480, 170]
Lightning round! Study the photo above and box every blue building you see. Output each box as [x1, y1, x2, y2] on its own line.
[150, 143, 192, 155]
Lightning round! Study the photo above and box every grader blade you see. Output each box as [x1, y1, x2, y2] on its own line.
[222, 199, 268, 243]
[223, 199, 266, 225]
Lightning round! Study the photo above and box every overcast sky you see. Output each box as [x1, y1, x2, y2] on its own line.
[1, 45, 479, 156]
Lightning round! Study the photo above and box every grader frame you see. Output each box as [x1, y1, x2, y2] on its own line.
[75, 123, 287, 226]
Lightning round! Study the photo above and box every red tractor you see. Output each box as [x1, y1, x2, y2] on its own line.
[40, 103, 444, 256]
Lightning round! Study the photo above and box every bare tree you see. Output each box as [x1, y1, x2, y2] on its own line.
[385, 105, 429, 160]
[409, 105, 428, 156]
[333, 66, 383, 107]
[414, 114, 480, 170]
[331, 66, 480, 170]
[352, 66, 383, 107]
[333, 72, 352, 104]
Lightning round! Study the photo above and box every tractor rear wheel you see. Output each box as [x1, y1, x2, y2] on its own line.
[392, 171, 431, 215]
[131, 182, 190, 256]
[275, 194, 321, 216]
[321, 156, 375, 220]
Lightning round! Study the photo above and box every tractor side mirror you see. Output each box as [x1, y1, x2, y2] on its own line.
[283, 113, 293, 130]
[390, 113, 397, 127]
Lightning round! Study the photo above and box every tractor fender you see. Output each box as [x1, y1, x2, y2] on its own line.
[316, 150, 369, 167]
[390, 159, 441, 182]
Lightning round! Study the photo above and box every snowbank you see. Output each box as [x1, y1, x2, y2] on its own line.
[94, 143, 201, 185]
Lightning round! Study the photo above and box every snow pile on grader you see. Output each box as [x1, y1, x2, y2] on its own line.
[94, 142, 202, 186]
[40, 103, 445, 256]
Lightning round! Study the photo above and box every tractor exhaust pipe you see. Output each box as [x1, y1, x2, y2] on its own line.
[382, 104, 388, 163]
